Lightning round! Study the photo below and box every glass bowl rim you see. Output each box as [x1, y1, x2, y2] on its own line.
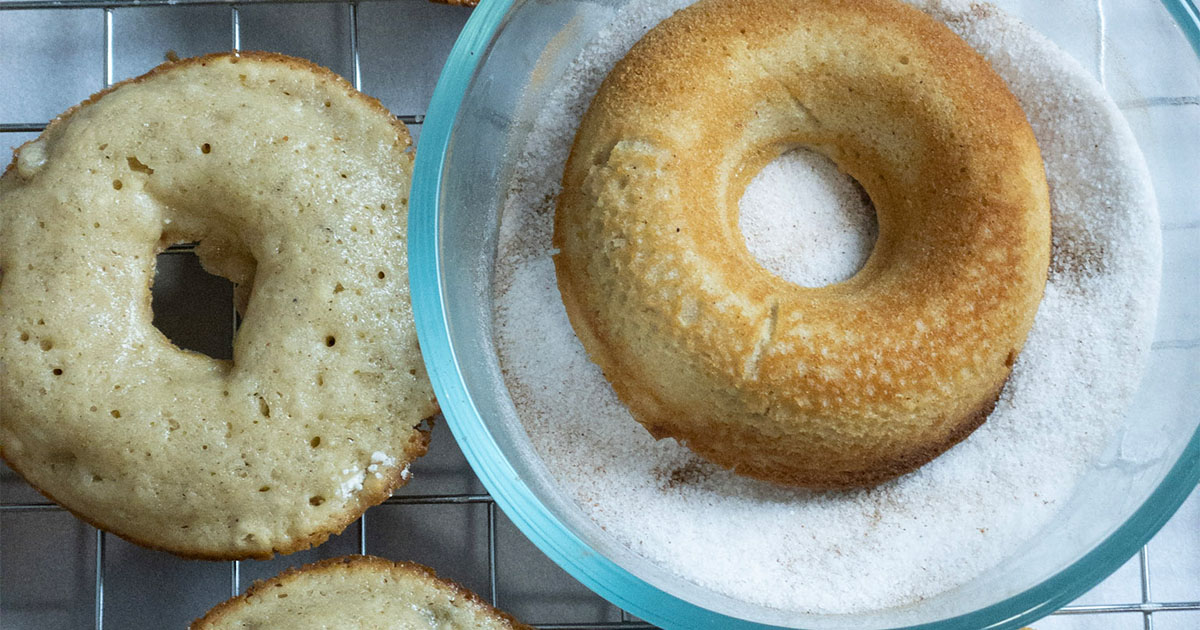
[408, 1, 1200, 627]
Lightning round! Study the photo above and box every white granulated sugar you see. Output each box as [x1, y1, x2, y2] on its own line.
[337, 468, 366, 499]
[367, 451, 395, 479]
[492, 0, 1160, 615]
[740, 148, 878, 287]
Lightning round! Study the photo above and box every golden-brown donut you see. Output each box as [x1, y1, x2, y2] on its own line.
[0, 52, 436, 558]
[553, 0, 1051, 489]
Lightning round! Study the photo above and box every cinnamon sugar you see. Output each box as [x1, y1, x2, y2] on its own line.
[492, 0, 1160, 614]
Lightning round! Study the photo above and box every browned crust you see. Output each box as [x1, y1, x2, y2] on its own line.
[556, 263, 1002, 491]
[0, 422, 432, 561]
[712, 380, 1003, 490]
[190, 555, 533, 629]
[1, 51, 440, 560]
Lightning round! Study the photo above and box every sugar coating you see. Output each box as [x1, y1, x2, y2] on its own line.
[337, 470, 367, 500]
[493, 0, 1160, 614]
[366, 451, 396, 480]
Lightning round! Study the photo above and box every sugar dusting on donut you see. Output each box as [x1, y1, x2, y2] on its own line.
[493, 0, 1159, 615]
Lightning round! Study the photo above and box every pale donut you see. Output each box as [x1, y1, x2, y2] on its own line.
[553, 0, 1051, 489]
[0, 52, 436, 558]
[191, 556, 532, 630]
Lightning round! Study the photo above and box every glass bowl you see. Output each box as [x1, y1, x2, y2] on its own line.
[408, 1, 1200, 628]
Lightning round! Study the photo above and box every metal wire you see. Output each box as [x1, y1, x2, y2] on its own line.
[349, 2, 362, 92]
[1, 2, 1196, 629]
[230, 5, 241, 51]
[94, 530, 105, 630]
[0, 115, 424, 136]
[1142, 546, 1153, 630]
[103, 8, 113, 88]
[95, 14, 114, 628]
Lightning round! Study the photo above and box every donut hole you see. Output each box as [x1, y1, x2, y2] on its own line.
[151, 249, 237, 360]
[739, 147, 878, 288]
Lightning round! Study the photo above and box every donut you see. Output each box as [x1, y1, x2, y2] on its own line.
[191, 555, 532, 629]
[553, 0, 1051, 489]
[0, 52, 436, 558]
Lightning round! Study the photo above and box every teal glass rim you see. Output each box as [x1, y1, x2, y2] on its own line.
[408, 1, 1200, 628]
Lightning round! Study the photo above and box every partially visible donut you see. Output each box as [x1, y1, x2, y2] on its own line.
[553, 0, 1051, 489]
[191, 556, 531, 630]
[0, 52, 436, 558]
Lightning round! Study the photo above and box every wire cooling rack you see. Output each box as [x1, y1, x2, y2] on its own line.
[0, 1, 1196, 629]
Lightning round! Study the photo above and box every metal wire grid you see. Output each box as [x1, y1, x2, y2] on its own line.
[0, 2, 648, 627]
[0, 1, 1195, 629]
